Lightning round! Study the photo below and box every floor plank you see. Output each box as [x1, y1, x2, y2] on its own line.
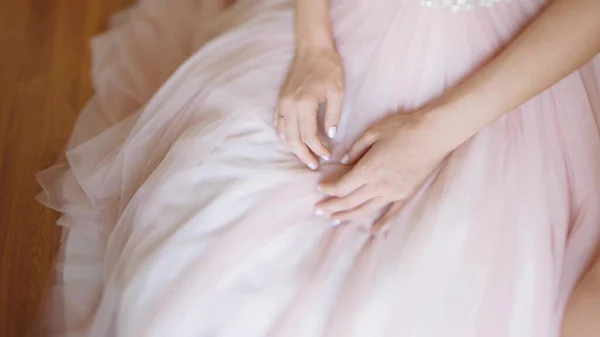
[0, 1, 132, 336]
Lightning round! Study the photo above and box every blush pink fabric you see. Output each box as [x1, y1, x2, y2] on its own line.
[33, 0, 600, 336]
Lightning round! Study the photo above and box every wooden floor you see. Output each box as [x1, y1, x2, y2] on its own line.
[0, 0, 133, 335]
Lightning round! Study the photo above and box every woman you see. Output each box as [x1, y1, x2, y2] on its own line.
[35, 0, 600, 336]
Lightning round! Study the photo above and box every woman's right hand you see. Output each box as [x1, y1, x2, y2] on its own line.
[276, 47, 344, 170]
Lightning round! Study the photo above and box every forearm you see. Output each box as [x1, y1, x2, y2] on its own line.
[435, 0, 600, 147]
[294, 0, 336, 52]
[561, 259, 600, 337]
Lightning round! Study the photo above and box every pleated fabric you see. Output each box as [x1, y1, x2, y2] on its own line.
[33, 0, 600, 336]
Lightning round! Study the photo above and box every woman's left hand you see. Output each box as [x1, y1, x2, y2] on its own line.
[315, 108, 460, 232]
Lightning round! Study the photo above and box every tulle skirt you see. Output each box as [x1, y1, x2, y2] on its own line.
[34, 0, 600, 336]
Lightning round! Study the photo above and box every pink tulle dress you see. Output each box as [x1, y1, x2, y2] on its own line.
[34, 0, 600, 336]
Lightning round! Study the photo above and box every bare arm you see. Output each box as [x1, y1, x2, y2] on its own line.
[312, 0, 600, 235]
[294, 0, 336, 53]
[430, 1, 600, 333]
[431, 0, 600, 148]
[276, 1, 343, 169]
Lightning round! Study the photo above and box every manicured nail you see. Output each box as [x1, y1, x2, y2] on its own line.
[340, 154, 350, 164]
[327, 126, 337, 139]
[308, 163, 318, 170]
[320, 155, 330, 161]
[314, 208, 325, 216]
[332, 220, 341, 227]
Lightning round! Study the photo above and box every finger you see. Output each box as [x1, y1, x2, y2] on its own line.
[297, 100, 331, 161]
[332, 197, 388, 223]
[318, 165, 365, 197]
[275, 105, 288, 146]
[340, 130, 378, 165]
[314, 185, 373, 216]
[324, 88, 343, 139]
[273, 102, 281, 127]
[315, 185, 377, 216]
[275, 100, 290, 146]
[277, 117, 289, 148]
[372, 201, 405, 235]
[285, 106, 319, 169]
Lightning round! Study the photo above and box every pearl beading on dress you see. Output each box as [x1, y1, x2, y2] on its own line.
[419, 0, 509, 11]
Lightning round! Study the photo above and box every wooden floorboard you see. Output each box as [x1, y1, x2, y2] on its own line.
[0, 1, 132, 336]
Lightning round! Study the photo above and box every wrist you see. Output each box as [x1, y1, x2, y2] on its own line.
[420, 98, 485, 152]
[294, 0, 335, 53]
[425, 84, 506, 151]
[295, 27, 335, 53]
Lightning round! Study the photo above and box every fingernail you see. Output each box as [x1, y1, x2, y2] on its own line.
[308, 163, 318, 170]
[340, 154, 350, 164]
[320, 155, 330, 161]
[332, 220, 341, 227]
[327, 126, 337, 139]
[314, 208, 324, 216]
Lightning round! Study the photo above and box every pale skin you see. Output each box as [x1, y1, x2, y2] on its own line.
[281, 0, 600, 226]
[276, 0, 600, 335]
[276, 0, 343, 166]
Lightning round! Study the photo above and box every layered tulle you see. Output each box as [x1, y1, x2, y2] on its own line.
[33, 0, 600, 336]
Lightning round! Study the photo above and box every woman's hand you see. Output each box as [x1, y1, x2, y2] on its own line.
[276, 48, 344, 170]
[311, 0, 600, 232]
[315, 108, 458, 231]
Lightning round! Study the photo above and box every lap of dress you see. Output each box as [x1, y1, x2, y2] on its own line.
[33, 0, 600, 336]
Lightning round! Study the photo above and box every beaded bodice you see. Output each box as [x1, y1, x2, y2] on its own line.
[419, 0, 509, 11]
